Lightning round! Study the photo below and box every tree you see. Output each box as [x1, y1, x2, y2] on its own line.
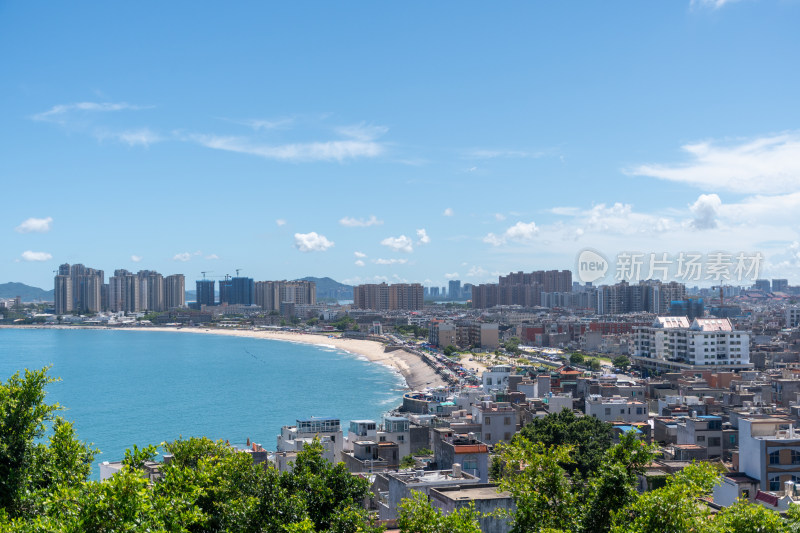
[443, 345, 457, 357]
[589, 358, 602, 371]
[612, 356, 630, 371]
[0, 367, 96, 520]
[518, 409, 613, 479]
[570, 353, 585, 365]
[400, 455, 416, 469]
[398, 491, 482, 533]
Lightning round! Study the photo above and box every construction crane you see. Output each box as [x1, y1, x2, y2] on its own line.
[200, 271, 214, 280]
[235, 269, 242, 277]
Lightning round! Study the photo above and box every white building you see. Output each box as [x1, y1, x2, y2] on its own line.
[585, 395, 648, 424]
[276, 416, 343, 469]
[471, 401, 516, 446]
[739, 417, 800, 492]
[633, 316, 750, 369]
[787, 307, 800, 329]
[482, 365, 513, 393]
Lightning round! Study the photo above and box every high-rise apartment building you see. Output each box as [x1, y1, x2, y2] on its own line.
[53, 263, 104, 314]
[448, 280, 462, 300]
[772, 279, 789, 293]
[164, 274, 185, 309]
[472, 270, 572, 309]
[108, 270, 141, 313]
[254, 280, 316, 311]
[352, 283, 423, 311]
[222, 277, 254, 305]
[196, 279, 216, 307]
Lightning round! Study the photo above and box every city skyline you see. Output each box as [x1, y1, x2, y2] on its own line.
[3, 2, 800, 289]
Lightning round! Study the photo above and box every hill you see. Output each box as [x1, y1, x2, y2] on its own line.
[0, 282, 54, 302]
[299, 276, 353, 301]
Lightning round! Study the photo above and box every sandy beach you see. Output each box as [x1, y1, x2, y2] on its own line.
[1, 325, 450, 391]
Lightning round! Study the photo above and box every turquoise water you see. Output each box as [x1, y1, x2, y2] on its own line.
[0, 329, 405, 478]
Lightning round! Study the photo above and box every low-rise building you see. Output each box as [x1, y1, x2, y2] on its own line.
[585, 395, 648, 424]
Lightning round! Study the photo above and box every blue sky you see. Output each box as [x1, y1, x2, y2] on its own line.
[3, 1, 800, 290]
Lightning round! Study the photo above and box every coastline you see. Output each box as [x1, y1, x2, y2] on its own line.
[0, 325, 448, 391]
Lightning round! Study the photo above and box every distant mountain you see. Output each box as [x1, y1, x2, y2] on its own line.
[299, 277, 353, 301]
[0, 282, 54, 302]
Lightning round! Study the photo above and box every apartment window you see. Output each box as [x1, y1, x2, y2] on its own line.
[463, 460, 478, 470]
[697, 435, 705, 443]
[708, 437, 721, 447]
[605, 408, 611, 416]
[397, 435, 405, 442]
[485, 433, 492, 441]
[636, 407, 644, 415]
[504, 417, 511, 425]
[770, 479, 781, 491]
[504, 432, 511, 441]
[485, 416, 491, 425]
[792, 450, 800, 465]
[769, 451, 780, 465]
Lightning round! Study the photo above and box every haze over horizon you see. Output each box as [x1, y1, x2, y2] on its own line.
[3, 1, 800, 289]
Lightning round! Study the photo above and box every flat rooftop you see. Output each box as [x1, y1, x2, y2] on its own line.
[434, 485, 511, 501]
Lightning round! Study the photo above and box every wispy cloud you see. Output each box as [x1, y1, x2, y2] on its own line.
[691, 0, 740, 9]
[276, 219, 287, 227]
[443, 207, 454, 217]
[131, 255, 142, 263]
[229, 117, 294, 131]
[15, 217, 53, 233]
[21, 251, 52, 262]
[31, 101, 149, 123]
[294, 232, 334, 252]
[373, 258, 408, 265]
[189, 134, 385, 162]
[354, 251, 367, 258]
[96, 128, 162, 147]
[205, 254, 220, 260]
[173, 252, 192, 262]
[444, 272, 459, 279]
[339, 215, 383, 227]
[355, 260, 365, 267]
[628, 133, 800, 194]
[465, 148, 550, 159]
[381, 235, 414, 253]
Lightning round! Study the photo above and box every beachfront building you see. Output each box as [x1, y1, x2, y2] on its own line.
[54, 263, 104, 314]
[471, 401, 516, 446]
[375, 469, 480, 521]
[255, 280, 316, 311]
[164, 274, 185, 309]
[429, 320, 500, 350]
[352, 283, 424, 311]
[276, 416, 343, 470]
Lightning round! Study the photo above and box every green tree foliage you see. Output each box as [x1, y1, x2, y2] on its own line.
[589, 358, 602, 371]
[400, 455, 416, 469]
[569, 353, 585, 365]
[612, 356, 630, 371]
[443, 345, 458, 357]
[503, 337, 522, 356]
[398, 491, 482, 533]
[518, 409, 613, 478]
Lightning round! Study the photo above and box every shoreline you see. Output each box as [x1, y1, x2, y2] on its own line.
[0, 325, 449, 391]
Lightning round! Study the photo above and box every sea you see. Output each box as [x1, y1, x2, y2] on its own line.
[0, 328, 406, 478]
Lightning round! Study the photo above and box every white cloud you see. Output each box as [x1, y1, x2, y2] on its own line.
[467, 266, 488, 278]
[444, 272, 460, 279]
[97, 128, 162, 147]
[691, 0, 739, 9]
[173, 252, 192, 262]
[381, 235, 414, 253]
[234, 118, 294, 130]
[131, 255, 142, 263]
[355, 260, 365, 267]
[205, 254, 220, 260]
[484, 221, 540, 246]
[339, 215, 383, 227]
[15, 217, 53, 233]
[494, 213, 506, 221]
[336, 122, 389, 141]
[466, 148, 546, 159]
[416, 228, 430, 245]
[21, 251, 52, 262]
[276, 219, 287, 226]
[354, 251, 367, 258]
[550, 207, 582, 216]
[31, 102, 148, 122]
[373, 258, 408, 265]
[189, 133, 385, 162]
[294, 232, 334, 252]
[629, 133, 800, 194]
[689, 193, 722, 230]
[443, 207, 454, 217]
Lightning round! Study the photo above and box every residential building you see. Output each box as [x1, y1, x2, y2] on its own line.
[352, 283, 423, 311]
[676, 415, 723, 459]
[276, 416, 343, 468]
[633, 316, 751, 370]
[255, 280, 316, 311]
[54, 263, 104, 314]
[739, 417, 800, 491]
[164, 274, 185, 309]
[429, 321, 499, 350]
[449, 280, 462, 300]
[375, 469, 480, 521]
[196, 279, 215, 307]
[471, 401, 516, 446]
[585, 395, 648, 424]
[430, 485, 514, 533]
[432, 431, 490, 482]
